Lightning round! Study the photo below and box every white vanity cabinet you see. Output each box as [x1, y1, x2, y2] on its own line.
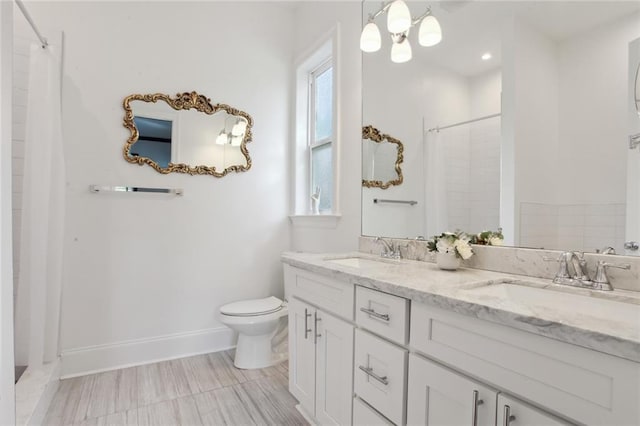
[410, 302, 640, 426]
[283, 259, 640, 426]
[407, 354, 569, 426]
[407, 354, 497, 426]
[286, 266, 355, 426]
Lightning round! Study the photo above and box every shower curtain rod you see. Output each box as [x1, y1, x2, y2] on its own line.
[426, 112, 501, 133]
[15, 0, 48, 48]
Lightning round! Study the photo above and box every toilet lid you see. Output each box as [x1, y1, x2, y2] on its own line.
[220, 296, 284, 316]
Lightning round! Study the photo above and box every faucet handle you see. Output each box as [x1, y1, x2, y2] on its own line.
[592, 261, 631, 291]
[543, 252, 572, 282]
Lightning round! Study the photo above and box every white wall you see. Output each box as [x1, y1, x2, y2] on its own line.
[512, 13, 640, 253]
[290, 2, 362, 252]
[0, 0, 15, 422]
[27, 1, 294, 376]
[502, 17, 560, 246]
[558, 12, 639, 205]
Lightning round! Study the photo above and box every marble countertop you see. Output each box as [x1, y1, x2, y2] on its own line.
[282, 251, 640, 363]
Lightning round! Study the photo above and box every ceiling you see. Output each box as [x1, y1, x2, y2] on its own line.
[366, 1, 640, 77]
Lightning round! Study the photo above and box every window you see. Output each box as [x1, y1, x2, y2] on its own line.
[292, 31, 339, 222]
[309, 60, 333, 213]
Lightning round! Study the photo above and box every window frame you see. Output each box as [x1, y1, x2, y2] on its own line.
[291, 25, 341, 225]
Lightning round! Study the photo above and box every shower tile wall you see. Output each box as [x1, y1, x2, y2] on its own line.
[12, 33, 30, 301]
[520, 202, 626, 253]
[443, 117, 501, 234]
[469, 117, 501, 232]
[444, 125, 471, 232]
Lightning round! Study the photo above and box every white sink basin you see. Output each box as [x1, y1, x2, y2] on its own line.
[466, 282, 640, 324]
[326, 257, 393, 269]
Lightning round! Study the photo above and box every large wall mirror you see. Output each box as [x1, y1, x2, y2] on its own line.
[123, 91, 253, 177]
[362, 1, 640, 256]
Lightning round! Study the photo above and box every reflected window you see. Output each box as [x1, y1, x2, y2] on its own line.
[132, 116, 172, 168]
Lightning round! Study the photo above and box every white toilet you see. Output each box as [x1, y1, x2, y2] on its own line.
[219, 296, 288, 369]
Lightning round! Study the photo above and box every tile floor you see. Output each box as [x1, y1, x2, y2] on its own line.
[42, 350, 307, 426]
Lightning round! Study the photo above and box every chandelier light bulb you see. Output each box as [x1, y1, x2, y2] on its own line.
[360, 22, 381, 52]
[419, 15, 442, 47]
[391, 39, 412, 63]
[387, 0, 412, 34]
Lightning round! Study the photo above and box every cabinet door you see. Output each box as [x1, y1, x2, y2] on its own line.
[289, 298, 316, 416]
[407, 354, 497, 426]
[496, 394, 570, 426]
[315, 309, 354, 426]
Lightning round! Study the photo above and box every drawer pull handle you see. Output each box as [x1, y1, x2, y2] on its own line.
[358, 365, 389, 386]
[503, 405, 516, 426]
[304, 308, 312, 340]
[360, 307, 390, 322]
[314, 311, 321, 343]
[471, 390, 484, 426]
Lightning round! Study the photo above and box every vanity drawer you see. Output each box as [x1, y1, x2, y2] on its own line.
[286, 266, 354, 320]
[356, 286, 409, 345]
[353, 397, 394, 426]
[410, 302, 640, 426]
[354, 329, 407, 426]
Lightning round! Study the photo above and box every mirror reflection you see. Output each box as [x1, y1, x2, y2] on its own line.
[362, 1, 640, 256]
[123, 92, 253, 177]
[362, 125, 404, 189]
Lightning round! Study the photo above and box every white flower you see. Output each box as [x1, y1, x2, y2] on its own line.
[436, 238, 454, 254]
[488, 236, 503, 246]
[454, 240, 473, 260]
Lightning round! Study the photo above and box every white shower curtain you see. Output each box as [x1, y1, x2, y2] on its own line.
[14, 42, 65, 368]
[424, 130, 448, 237]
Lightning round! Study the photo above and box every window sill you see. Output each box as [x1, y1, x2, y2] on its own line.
[289, 214, 342, 229]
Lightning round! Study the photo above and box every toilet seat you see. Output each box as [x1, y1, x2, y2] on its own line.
[220, 296, 284, 317]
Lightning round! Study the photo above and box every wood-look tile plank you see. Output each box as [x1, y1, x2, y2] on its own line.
[74, 408, 138, 426]
[43, 375, 96, 425]
[194, 386, 258, 426]
[43, 378, 76, 423]
[206, 352, 246, 387]
[238, 373, 307, 426]
[85, 370, 118, 419]
[136, 360, 191, 407]
[137, 395, 202, 426]
[179, 354, 222, 394]
[115, 367, 138, 413]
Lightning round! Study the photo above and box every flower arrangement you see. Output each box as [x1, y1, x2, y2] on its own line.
[427, 231, 474, 260]
[470, 229, 504, 246]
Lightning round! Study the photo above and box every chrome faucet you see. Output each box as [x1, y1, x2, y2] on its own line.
[374, 236, 401, 259]
[545, 252, 630, 291]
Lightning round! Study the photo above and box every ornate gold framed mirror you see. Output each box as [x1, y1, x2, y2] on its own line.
[362, 125, 404, 189]
[123, 91, 253, 177]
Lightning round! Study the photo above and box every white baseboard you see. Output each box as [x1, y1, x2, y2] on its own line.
[60, 326, 236, 378]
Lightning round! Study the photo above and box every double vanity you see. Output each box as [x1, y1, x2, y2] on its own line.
[282, 251, 640, 426]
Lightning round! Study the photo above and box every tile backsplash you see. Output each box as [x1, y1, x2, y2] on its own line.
[359, 236, 640, 292]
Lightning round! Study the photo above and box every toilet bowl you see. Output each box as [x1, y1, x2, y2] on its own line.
[219, 296, 288, 369]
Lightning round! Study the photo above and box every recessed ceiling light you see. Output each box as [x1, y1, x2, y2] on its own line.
[481, 52, 492, 61]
